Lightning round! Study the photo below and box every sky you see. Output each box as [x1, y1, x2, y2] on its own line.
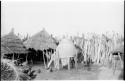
[1, 0, 124, 38]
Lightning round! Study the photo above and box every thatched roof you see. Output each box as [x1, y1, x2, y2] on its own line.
[1, 28, 28, 54]
[24, 28, 57, 50]
[1, 45, 13, 56]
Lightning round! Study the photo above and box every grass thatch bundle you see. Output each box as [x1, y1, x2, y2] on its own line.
[1, 59, 37, 81]
[1, 59, 18, 80]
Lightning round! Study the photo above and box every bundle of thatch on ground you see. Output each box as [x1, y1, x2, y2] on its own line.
[1, 28, 28, 60]
[1, 58, 37, 81]
[1, 59, 18, 80]
[24, 28, 57, 50]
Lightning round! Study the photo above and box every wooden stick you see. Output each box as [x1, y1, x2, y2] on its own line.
[13, 53, 14, 60]
[43, 51, 46, 68]
[31, 58, 33, 64]
[46, 52, 49, 66]
[68, 57, 70, 70]
[118, 52, 123, 68]
[47, 56, 53, 68]
[26, 54, 28, 62]
[17, 54, 19, 59]
[74, 55, 78, 69]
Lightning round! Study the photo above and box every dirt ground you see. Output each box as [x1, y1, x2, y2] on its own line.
[31, 63, 123, 80]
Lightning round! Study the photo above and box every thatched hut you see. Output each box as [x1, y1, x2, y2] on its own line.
[24, 28, 57, 65]
[1, 28, 28, 61]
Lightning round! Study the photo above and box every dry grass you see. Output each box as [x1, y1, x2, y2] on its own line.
[1, 59, 37, 81]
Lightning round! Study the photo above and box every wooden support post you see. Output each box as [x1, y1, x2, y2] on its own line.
[118, 52, 123, 68]
[68, 58, 71, 70]
[56, 52, 60, 70]
[17, 54, 19, 59]
[26, 54, 28, 62]
[46, 52, 49, 66]
[31, 59, 33, 64]
[31, 53, 33, 64]
[113, 59, 117, 74]
[13, 53, 14, 60]
[43, 51, 46, 68]
[74, 55, 78, 69]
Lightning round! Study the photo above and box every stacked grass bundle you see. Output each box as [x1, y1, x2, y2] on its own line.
[1, 59, 37, 81]
[1, 59, 18, 80]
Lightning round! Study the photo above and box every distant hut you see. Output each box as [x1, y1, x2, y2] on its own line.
[1, 28, 28, 61]
[24, 28, 57, 65]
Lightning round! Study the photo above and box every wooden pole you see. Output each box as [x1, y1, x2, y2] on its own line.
[118, 52, 123, 68]
[97, 40, 101, 64]
[13, 53, 14, 60]
[46, 52, 49, 65]
[43, 51, 46, 68]
[26, 54, 28, 62]
[31, 58, 33, 64]
[31, 53, 33, 64]
[17, 54, 19, 59]
[68, 57, 71, 70]
[74, 54, 78, 69]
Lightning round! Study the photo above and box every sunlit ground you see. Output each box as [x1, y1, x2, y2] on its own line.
[31, 63, 123, 80]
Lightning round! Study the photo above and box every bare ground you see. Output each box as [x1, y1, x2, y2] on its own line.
[31, 63, 123, 80]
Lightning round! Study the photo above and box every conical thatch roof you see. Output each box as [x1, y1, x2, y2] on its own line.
[24, 28, 57, 50]
[1, 28, 28, 54]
